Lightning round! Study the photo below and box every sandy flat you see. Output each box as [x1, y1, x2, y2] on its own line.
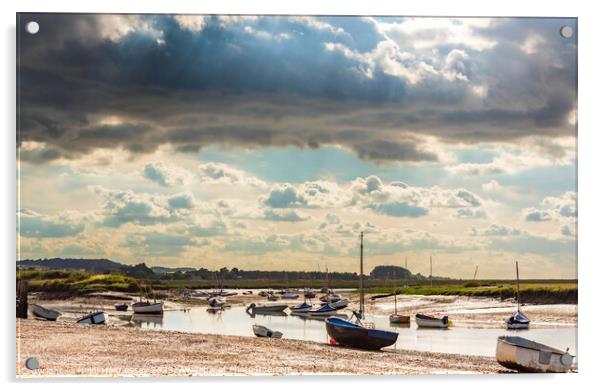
[16, 319, 502, 377]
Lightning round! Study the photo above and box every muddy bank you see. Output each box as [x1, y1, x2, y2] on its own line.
[16, 319, 502, 377]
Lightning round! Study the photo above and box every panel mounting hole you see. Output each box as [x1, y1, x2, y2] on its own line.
[25, 357, 39, 370]
[25, 21, 39, 35]
[560, 25, 573, 39]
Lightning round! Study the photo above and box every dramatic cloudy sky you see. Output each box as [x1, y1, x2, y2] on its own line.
[16, 14, 577, 278]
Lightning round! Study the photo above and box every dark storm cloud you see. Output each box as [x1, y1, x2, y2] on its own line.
[17, 14, 577, 163]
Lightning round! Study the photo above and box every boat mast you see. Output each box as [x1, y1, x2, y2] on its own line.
[516, 261, 520, 311]
[393, 270, 397, 315]
[359, 231, 365, 319]
[430, 255, 433, 288]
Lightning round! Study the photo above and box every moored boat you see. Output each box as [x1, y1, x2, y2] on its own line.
[289, 301, 313, 313]
[246, 303, 288, 314]
[31, 304, 61, 321]
[77, 311, 108, 325]
[252, 324, 283, 338]
[324, 232, 399, 350]
[389, 314, 411, 324]
[267, 294, 279, 301]
[320, 293, 341, 303]
[415, 313, 449, 328]
[114, 303, 129, 311]
[506, 261, 530, 330]
[506, 310, 530, 330]
[326, 316, 398, 350]
[306, 303, 338, 316]
[389, 271, 410, 324]
[208, 297, 226, 308]
[132, 301, 164, 314]
[329, 298, 349, 310]
[281, 291, 299, 299]
[496, 336, 574, 373]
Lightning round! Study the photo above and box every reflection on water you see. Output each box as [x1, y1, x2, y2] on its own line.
[129, 306, 577, 357]
[131, 314, 164, 328]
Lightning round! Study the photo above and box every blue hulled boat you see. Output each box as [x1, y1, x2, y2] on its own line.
[289, 301, 313, 313]
[307, 303, 337, 316]
[325, 316, 398, 350]
[325, 232, 399, 350]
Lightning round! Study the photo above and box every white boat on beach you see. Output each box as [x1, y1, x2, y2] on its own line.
[252, 324, 283, 338]
[77, 311, 108, 325]
[415, 313, 449, 328]
[496, 336, 574, 373]
[31, 303, 61, 321]
[132, 301, 164, 314]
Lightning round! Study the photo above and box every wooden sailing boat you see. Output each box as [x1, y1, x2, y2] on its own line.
[325, 232, 399, 350]
[506, 261, 530, 329]
[132, 282, 164, 314]
[389, 270, 410, 324]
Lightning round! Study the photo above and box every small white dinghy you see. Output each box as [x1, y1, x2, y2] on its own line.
[31, 304, 61, 321]
[506, 310, 530, 330]
[415, 313, 450, 328]
[77, 311, 108, 325]
[496, 336, 574, 373]
[252, 324, 283, 338]
[132, 301, 164, 314]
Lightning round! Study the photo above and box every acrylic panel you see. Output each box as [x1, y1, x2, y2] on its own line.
[16, 13, 577, 377]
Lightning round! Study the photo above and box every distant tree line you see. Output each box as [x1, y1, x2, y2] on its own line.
[19, 258, 441, 281]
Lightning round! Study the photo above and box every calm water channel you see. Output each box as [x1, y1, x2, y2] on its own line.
[127, 306, 577, 357]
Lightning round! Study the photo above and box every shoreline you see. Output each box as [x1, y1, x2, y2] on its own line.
[16, 319, 504, 377]
[27, 292, 578, 329]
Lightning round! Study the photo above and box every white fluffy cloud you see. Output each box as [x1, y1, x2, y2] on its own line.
[198, 162, 266, 187]
[143, 162, 193, 187]
[522, 191, 576, 222]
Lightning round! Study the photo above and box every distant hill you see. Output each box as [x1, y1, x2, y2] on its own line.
[151, 266, 197, 274]
[370, 265, 413, 279]
[17, 258, 125, 272]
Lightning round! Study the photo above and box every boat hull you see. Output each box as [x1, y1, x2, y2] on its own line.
[77, 311, 108, 325]
[132, 302, 164, 314]
[496, 336, 574, 373]
[415, 314, 449, 328]
[289, 303, 313, 313]
[31, 304, 61, 321]
[506, 321, 530, 330]
[325, 317, 398, 350]
[252, 324, 283, 338]
[389, 314, 411, 324]
[330, 299, 349, 309]
[247, 304, 288, 314]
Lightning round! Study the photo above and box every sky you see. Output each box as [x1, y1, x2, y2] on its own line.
[16, 14, 577, 279]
